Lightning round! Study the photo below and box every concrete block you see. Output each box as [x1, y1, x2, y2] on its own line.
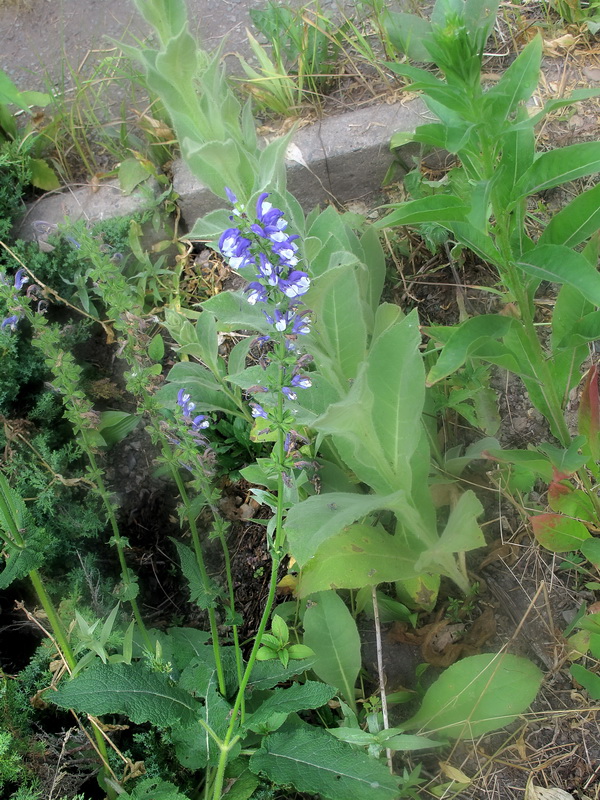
[173, 98, 429, 229]
[17, 179, 160, 242]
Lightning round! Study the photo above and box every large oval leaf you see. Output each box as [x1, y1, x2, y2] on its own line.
[405, 653, 542, 739]
[303, 590, 361, 707]
[297, 523, 418, 597]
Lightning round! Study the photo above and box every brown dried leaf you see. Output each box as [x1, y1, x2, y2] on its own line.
[526, 785, 575, 800]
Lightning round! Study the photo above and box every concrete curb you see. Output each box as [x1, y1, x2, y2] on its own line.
[173, 98, 428, 228]
[18, 98, 428, 240]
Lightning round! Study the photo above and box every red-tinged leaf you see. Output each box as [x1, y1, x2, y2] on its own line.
[530, 513, 591, 553]
[548, 467, 574, 504]
[579, 365, 600, 459]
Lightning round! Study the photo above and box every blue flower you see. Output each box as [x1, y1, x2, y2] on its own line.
[263, 308, 294, 332]
[219, 228, 253, 270]
[250, 402, 268, 419]
[256, 192, 273, 221]
[291, 313, 311, 336]
[191, 414, 210, 431]
[225, 187, 238, 204]
[177, 388, 196, 417]
[278, 270, 310, 298]
[14, 269, 29, 290]
[256, 253, 280, 286]
[291, 374, 312, 389]
[245, 282, 268, 305]
[1, 315, 19, 332]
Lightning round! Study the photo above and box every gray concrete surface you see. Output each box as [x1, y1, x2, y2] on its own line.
[173, 98, 427, 225]
[0, 0, 350, 93]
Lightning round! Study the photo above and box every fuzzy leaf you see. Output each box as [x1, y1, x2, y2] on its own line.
[285, 490, 406, 568]
[245, 681, 336, 732]
[297, 524, 418, 597]
[171, 539, 219, 609]
[247, 659, 317, 692]
[250, 727, 400, 800]
[52, 662, 200, 726]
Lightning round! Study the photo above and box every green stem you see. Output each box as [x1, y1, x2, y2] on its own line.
[170, 464, 226, 697]
[208, 379, 288, 800]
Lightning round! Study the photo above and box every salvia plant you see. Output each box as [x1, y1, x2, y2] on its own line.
[4, 0, 580, 798]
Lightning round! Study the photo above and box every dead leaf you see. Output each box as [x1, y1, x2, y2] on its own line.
[543, 34, 577, 56]
[525, 784, 575, 800]
[421, 620, 464, 667]
[439, 762, 472, 785]
[286, 142, 308, 168]
[583, 66, 600, 82]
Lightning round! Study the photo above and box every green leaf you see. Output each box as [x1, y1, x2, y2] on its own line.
[405, 653, 542, 739]
[52, 662, 200, 726]
[581, 538, 600, 568]
[159, 362, 238, 414]
[119, 777, 191, 800]
[483, 35, 541, 123]
[514, 142, 600, 198]
[378, 732, 443, 751]
[0, 545, 42, 589]
[570, 663, 600, 700]
[97, 411, 141, 447]
[297, 524, 418, 597]
[365, 309, 425, 488]
[540, 183, 600, 249]
[201, 290, 270, 332]
[426, 315, 514, 385]
[517, 244, 600, 305]
[166, 627, 211, 671]
[29, 158, 60, 191]
[530, 513, 591, 553]
[194, 311, 220, 372]
[148, 333, 165, 362]
[250, 727, 400, 800]
[247, 659, 317, 692]
[287, 644, 314, 660]
[271, 614, 289, 644]
[306, 262, 368, 383]
[119, 157, 151, 194]
[245, 681, 336, 732]
[311, 368, 397, 494]
[171, 539, 218, 609]
[303, 591, 361, 706]
[382, 10, 433, 61]
[415, 491, 484, 581]
[221, 765, 259, 800]
[285, 490, 406, 568]
[376, 195, 471, 229]
[359, 226, 386, 315]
